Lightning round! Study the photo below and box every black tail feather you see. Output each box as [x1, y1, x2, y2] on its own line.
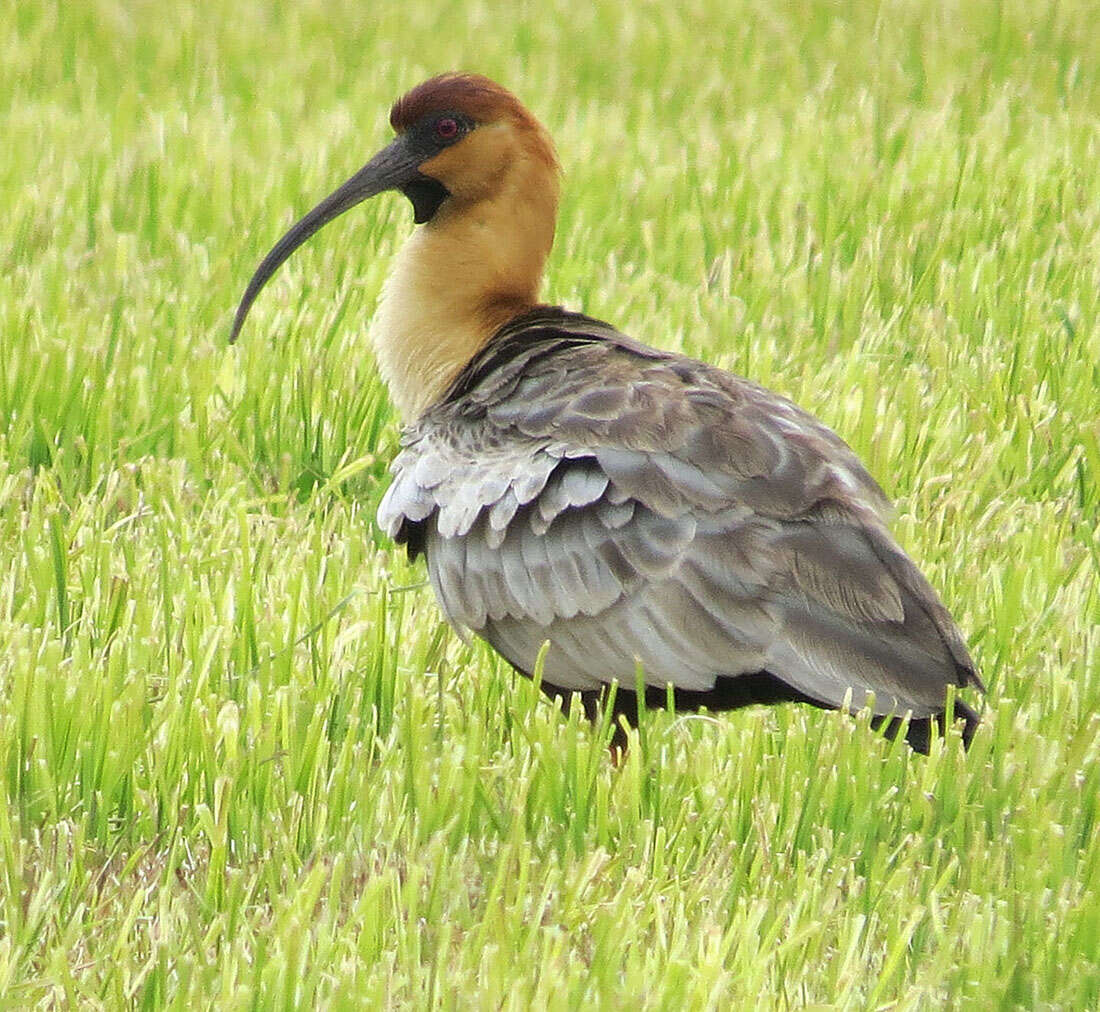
[539, 670, 980, 754]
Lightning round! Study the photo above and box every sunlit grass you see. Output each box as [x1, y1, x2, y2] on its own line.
[2, 0, 1098, 1007]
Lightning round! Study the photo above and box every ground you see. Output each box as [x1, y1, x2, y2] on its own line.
[2, 0, 1098, 1007]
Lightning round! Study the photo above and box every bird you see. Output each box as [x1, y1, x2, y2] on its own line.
[231, 72, 984, 753]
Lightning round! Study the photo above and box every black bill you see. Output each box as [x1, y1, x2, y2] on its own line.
[230, 134, 430, 343]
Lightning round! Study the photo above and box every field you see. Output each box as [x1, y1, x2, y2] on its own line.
[2, 0, 1099, 1007]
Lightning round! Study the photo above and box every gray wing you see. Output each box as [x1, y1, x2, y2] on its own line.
[378, 321, 981, 718]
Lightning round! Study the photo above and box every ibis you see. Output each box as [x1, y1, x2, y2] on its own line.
[232, 73, 983, 752]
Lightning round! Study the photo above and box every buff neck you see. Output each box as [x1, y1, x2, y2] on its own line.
[370, 146, 559, 421]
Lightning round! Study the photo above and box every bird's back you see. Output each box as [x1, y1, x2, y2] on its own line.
[378, 307, 982, 746]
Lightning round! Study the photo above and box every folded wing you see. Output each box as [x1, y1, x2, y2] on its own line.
[378, 308, 982, 719]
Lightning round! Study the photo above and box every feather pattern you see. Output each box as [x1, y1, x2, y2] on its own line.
[378, 306, 982, 725]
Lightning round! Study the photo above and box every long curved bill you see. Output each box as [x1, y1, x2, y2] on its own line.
[230, 135, 421, 343]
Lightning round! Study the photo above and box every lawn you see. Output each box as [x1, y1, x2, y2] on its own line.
[2, 0, 1098, 1007]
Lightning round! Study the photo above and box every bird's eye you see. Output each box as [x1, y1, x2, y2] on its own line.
[434, 117, 460, 140]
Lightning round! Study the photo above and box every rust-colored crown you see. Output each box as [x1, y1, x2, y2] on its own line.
[390, 73, 535, 132]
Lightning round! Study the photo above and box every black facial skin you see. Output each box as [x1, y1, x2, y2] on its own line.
[401, 176, 451, 224]
[399, 112, 475, 223]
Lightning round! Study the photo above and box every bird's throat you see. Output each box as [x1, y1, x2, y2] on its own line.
[371, 182, 557, 421]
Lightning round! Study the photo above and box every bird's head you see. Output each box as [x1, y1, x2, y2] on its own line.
[230, 73, 558, 343]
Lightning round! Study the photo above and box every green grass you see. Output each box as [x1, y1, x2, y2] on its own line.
[2, 0, 1099, 1006]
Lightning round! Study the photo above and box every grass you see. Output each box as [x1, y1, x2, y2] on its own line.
[2, 0, 1099, 1006]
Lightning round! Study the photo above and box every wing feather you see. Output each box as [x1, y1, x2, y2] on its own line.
[381, 308, 980, 721]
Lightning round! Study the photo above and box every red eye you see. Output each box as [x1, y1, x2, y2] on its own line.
[435, 117, 460, 140]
